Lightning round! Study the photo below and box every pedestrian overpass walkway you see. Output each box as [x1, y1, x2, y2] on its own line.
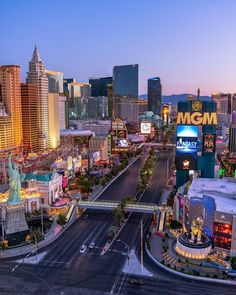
[77, 200, 163, 214]
[143, 143, 176, 147]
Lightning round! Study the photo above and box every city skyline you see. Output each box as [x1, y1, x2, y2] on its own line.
[1, 0, 236, 96]
[1, 1, 236, 293]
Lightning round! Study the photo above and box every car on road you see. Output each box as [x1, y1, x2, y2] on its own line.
[79, 245, 87, 254]
[89, 242, 95, 249]
[129, 279, 143, 286]
[82, 214, 88, 219]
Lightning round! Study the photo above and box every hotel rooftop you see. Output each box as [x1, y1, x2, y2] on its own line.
[188, 177, 236, 215]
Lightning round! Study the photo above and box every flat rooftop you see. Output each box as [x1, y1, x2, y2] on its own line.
[188, 177, 236, 215]
[60, 129, 95, 137]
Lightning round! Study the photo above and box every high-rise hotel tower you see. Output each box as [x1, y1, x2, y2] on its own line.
[26, 46, 49, 150]
[0, 65, 22, 151]
[148, 77, 162, 116]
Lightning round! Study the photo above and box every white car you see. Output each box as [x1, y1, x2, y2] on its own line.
[89, 242, 95, 249]
[79, 245, 87, 254]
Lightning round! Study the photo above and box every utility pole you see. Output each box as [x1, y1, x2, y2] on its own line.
[41, 205, 44, 236]
[141, 220, 143, 272]
[35, 234, 38, 261]
[1, 205, 5, 244]
[166, 159, 169, 181]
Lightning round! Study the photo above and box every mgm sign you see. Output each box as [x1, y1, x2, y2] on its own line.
[177, 100, 217, 126]
[177, 112, 217, 125]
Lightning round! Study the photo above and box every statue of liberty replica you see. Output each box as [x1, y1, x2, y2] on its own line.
[4, 154, 29, 246]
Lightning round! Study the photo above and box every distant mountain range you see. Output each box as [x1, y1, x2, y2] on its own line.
[139, 93, 211, 105]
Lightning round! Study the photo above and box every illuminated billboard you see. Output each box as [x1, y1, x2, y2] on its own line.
[115, 139, 129, 147]
[177, 125, 198, 138]
[176, 137, 197, 153]
[140, 122, 151, 134]
[112, 120, 125, 130]
[202, 134, 216, 153]
[175, 153, 197, 170]
[117, 129, 127, 139]
[176, 112, 217, 125]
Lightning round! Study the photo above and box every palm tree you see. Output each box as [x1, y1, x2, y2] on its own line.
[136, 182, 144, 194]
[113, 208, 122, 227]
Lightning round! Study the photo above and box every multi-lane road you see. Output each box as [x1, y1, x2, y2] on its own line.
[0, 148, 236, 295]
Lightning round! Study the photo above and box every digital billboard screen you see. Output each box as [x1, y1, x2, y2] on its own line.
[117, 130, 127, 139]
[202, 134, 216, 153]
[140, 122, 151, 134]
[176, 137, 197, 153]
[177, 125, 198, 138]
[175, 153, 197, 170]
[115, 139, 129, 147]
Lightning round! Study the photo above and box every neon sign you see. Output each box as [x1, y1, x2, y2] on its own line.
[177, 112, 217, 125]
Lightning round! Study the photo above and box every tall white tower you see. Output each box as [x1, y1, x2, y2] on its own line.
[26, 46, 49, 150]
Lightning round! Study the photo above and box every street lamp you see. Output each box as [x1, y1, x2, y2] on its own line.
[34, 233, 38, 261]
[1, 204, 5, 251]
[117, 239, 130, 265]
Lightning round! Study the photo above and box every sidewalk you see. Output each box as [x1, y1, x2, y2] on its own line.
[0, 221, 63, 259]
[160, 189, 171, 204]
[122, 249, 153, 277]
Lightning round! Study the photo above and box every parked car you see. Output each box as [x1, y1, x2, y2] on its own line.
[79, 245, 87, 254]
[129, 279, 143, 286]
[89, 242, 95, 249]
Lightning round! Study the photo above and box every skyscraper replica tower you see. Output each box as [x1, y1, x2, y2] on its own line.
[26, 46, 49, 150]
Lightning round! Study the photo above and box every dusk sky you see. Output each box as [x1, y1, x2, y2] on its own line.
[1, 0, 236, 95]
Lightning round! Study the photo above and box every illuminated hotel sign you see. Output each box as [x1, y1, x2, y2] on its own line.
[112, 121, 125, 130]
[176, 112, 217, 125]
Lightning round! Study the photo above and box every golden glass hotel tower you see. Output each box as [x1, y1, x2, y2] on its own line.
[21, 83, 39, 151]
[0, 65, 22, 151]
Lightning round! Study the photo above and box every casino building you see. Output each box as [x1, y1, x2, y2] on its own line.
[173, 177, 236, 257]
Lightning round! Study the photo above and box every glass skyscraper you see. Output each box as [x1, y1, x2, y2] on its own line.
[147, 77, 162, 116]
[113, 64, 138, 97]
[89, 77, 112, 97]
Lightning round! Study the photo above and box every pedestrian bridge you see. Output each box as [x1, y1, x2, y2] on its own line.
[77, 200, 163, 214]
[143, 143, 176, 147]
